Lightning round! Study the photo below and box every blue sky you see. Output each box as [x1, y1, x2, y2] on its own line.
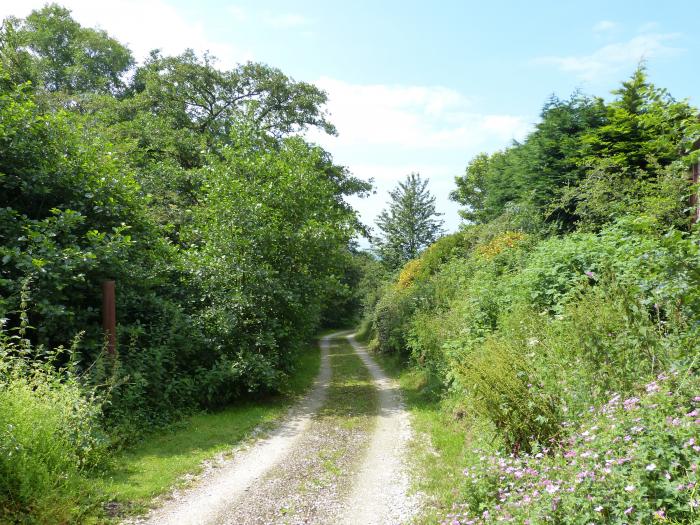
[2, 0, 698, 233]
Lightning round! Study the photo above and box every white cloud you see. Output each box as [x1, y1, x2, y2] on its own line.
[593, 20, 617, 33]
[310, 77, 530, 151]
[638, 22, 660, 33]
[0, 0, 251, 68]
[534, 33, 683, 82]
[306, 78, 532, 232]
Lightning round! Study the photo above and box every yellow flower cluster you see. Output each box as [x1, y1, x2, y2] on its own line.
[476, 231, 528, 259]
[396, 258, 423, 289]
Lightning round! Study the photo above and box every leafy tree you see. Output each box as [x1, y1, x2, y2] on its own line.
[185, 134, 368, 400]
[89, 50, 341, 243]
[0, 4, 373, 439]
[0, 4, 133, 94]
[580, 66, 698, 173]
[451, 67, 699, 232]
[374, 173, 444, 269]
[129, 50, 336, 140]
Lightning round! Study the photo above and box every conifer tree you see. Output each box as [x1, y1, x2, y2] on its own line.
[374, 172, 444, 269]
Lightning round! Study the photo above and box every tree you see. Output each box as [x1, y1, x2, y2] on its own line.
[1, 4, 133, 94]
[450, 93, 606, 228]
[374, 173, 444, 269]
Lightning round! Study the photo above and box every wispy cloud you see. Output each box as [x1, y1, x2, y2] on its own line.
[534, 32, 684, 81]
[226, 5, 248, 22]
[227, 5, 312, 29]
[638, 22, 660, 33]
[307, 78, 532, 231]
[593, 20, 617, 33]
[310, 77, 530, 151]
[264, 13, 311, 29]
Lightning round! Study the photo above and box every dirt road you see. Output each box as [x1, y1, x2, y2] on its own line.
[134, 332, 419, 525]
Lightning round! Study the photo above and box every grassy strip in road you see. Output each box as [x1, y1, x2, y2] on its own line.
[190, 335, 379, 524]
[311, 336, 379, 484]
[94, 341, 321, 520]
[321, 337, 378, 422]
[372, 351, 477, 524]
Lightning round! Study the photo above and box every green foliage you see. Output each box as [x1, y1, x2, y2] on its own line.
[374, 172, 444, 269]
[451, 93, 606, 226]
[363, 65, 700, 524]
[451, 67, 699, 232]
[319, 250, 383, 328]
[1, 4, 133, 94]
[0, 306, 109, 524]
[0, 0, 371, 445]
[449, 371, 700, 524]
[370, 213, 700, 521]
[582, 66, 698, 173]
[182, 135, 367, 403]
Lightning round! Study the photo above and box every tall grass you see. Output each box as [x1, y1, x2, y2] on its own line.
[0, 292, 109, 524]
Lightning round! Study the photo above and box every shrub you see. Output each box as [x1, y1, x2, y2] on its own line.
[450, 330, 560, 452]
[372, 284, 419, 355]
[475, 231, 528, 259]
[444, 369, 700, 524]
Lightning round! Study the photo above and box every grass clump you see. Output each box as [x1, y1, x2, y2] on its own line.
[320, 337, 377, 423]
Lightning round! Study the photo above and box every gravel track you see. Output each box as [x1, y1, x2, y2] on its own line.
[340, 334, 421, 525]
[130, 332, 419, 525]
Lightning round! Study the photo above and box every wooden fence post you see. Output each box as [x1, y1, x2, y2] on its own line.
[102, 280, 116, 355]
[692, 160, 700, 225]
[691, 121, 700, 225]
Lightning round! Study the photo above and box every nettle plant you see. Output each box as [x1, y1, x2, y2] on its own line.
[443, 370, 700, 524]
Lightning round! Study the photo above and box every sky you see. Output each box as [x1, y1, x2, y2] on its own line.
[1, 0, 698, 235]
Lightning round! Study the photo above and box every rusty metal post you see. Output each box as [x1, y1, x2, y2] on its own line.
[102, 280, 116, 355]
[692, 161, 700, 225]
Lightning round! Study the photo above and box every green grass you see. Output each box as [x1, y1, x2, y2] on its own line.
[94, 341, 321, 519]
[321, 338, 378, 420]
[312, 337, 378, 473]
[372, 350, 480, 524]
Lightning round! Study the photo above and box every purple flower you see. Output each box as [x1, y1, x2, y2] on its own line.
[623, 397, 639, 410]
[624, 507, 634, 515]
